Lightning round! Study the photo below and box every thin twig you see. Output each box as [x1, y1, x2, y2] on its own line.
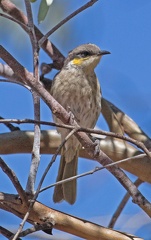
[0, 0, 65, 68]
[24, 0, 38, 48]
[0, 116, 20, 131]
[0, 13, 29, 31]
[19, 223, 53, 237]
[35, 128, 77, 197]
[39, 154, 144, 193]
[108, 178, 143, 228]
[0, 78, 31, 90]
[24, 0, 34, 28]
[39, 0, 98, 46]
[0, 63, 29, 86]
[0, 157, 27, 203]
[11, 212, 30, 240]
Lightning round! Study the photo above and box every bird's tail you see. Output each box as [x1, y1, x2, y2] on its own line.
[53, 147, 78, 204]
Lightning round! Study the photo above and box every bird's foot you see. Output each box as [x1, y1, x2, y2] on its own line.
[67, 106, 75, 125]
[90, 135, 100, 156]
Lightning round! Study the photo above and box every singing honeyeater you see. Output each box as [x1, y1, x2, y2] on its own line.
[51, 43, 110, 204]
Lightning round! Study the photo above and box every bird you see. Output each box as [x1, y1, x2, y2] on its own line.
[50, 43, 110, 204]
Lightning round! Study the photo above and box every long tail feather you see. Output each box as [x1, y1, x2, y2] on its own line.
[53, 148, 78, 204]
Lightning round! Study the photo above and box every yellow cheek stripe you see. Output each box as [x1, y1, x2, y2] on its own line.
[72, 57, 89, 65]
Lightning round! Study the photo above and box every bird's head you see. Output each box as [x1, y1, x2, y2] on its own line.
[64, 43, 110, 72]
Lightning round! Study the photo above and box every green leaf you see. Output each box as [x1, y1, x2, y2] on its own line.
[38, 0, 53, 23]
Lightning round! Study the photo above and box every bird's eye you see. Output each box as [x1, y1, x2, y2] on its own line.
[79, 51, 90, 58]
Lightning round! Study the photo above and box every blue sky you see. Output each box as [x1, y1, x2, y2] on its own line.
[1, 0, 151, 239]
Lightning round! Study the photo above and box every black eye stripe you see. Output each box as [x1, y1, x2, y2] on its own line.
[77, 51, 92, 58]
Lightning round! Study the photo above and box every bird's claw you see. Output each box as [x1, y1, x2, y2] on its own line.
[67, 106, 75, 125]
[90, 136, 100, 156]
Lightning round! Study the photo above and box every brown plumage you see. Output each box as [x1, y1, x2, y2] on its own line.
[51, 43, 110, 204]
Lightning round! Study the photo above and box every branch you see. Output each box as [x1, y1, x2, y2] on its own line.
[0, 116, 20, 131]
[24, 0, 41, 195]
[39, 0, 98, 46]
[0, 63, 25, 84]
[0, 226, 22, 240]
[0, 118, 150, 157]
[0, 157, 27, 203]
[0, 0, 65, 69]
[0, 12, 28, 31]
[39, 155, 145, 193]
[19, 223, 52, 237]
[108, 178, 143, 228]
[1, 130, 151, 184]
[0, 192, 22, 204]
[0, 194, 142, 240]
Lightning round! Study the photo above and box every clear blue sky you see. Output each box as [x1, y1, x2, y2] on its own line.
[0, 0, 151, 239]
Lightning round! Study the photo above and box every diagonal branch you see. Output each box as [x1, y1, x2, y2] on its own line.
[0, 226, 22, 240]
[0, 116, 20, 131]
[0, 12, 28, 30]
[39, 0, 98, 46]
[0, 157, 27, 203]
[39, 155, 144, 193]
[108, 178, 143, 228]
[0, 0, 65, 69]
[0, 194, 143, 240]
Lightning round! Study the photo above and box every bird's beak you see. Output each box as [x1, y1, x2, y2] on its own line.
[98, 50, 111, 56]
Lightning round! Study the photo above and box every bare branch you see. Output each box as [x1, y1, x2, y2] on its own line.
[0, 157, 27, 203]
[0, 226, 22, 240]
[0, 12, 28, 31]
[19, 223, 53, 237]
[24, 0, 34, 28]
[0, 192, 22, 204]
[25, 93, 41, 194]
[39, 155, 144, 193]
[11, 213, 30, 240]
[0, 63, 24, 84]
[39, 0, 98, 46]
[14, 4, 42, 239]
[0, 0, 65, 69]
[108, 178, 143, 228]
[0, 118, 150, 160]
[0, 195, 142, 240]
[0, 116, 20, 131]
[1, 130, 151, 184]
